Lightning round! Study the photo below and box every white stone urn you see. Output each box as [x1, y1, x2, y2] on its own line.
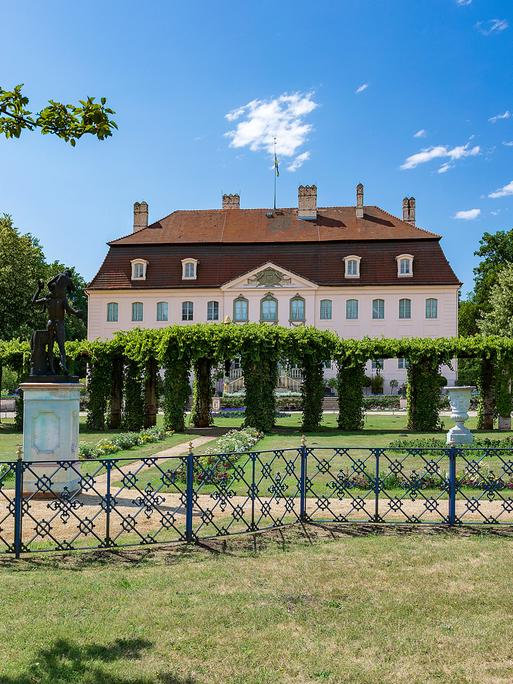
[446, 386, 475, 445]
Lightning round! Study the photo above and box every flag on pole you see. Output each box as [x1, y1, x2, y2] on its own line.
[274, 151, 279, 177]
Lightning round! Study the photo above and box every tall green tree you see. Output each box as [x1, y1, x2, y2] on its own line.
[479, 264, 513, 337]
[0, 84, 116, 145]
[0, 214, 87, 341]
[459, 228, 513, 335]
[0, 214, 47, 339]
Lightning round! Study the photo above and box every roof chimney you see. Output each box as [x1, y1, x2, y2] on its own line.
[298, 185, 317, 221]
[356, 183, 364, 218]
[222, 193, 240, 209]
[402, 196, 416, 226]
[133, 201, 148, 232]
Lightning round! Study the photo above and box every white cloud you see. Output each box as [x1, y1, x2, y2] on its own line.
[287, 151, 311, 172]
[489, 180, 513, 198]
[454, 208, 481, 220]
[503, 141, 513, 147]
[401, 141, 480, 170]
[355, 83, 368, 94]
[489, 110, 511, 123]
[224, 92, 317, 159]
[457, 0, 472, 5]
[438, 162, 453, 174]
[414, 129, 427, 138]
[476, 19, 509, 35]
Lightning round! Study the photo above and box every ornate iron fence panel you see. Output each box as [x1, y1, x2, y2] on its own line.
[2, 445, 513, 556]
[304, 447, 376, 523]
[453, 448, 513, 524]
[192, 448, 302, 539]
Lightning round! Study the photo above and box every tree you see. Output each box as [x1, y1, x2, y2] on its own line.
[0, 214, 47, 339]
[479, 264, 513, 337]
[0, 84, 116, 145]
[473, 228, 513, 310]
[457, 228, 513, 337]
[0, 214, 87, 341]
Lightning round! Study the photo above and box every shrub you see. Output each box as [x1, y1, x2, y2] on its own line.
[79, 426, 169, 460]
[363, 395, 400, 410]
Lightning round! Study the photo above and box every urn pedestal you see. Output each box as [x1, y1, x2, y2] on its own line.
[446, 386, 475, 446]
[20, 382, 81, 497]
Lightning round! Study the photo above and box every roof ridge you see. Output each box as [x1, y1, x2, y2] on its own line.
[376, 206, 440, 238]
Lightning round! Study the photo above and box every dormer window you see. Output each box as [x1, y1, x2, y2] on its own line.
[396, 254, 414, 277]
[344, 255, 361, 279]
[182, 258, 198, 280]
[131, 259, 148, 281]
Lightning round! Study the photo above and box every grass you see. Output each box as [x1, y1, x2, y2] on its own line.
[0, 526, 513, 683]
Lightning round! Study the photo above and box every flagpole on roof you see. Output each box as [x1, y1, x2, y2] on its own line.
[273, 137, 279, 211]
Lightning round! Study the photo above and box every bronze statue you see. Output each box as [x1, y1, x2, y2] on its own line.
[31, 270, 83, 377]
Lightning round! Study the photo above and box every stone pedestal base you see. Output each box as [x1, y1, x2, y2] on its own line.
[446, 423, 474, 445]
[20, 382, 81, 498]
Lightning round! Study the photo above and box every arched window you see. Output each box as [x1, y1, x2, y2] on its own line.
[399, 298, 411, 319]
[372, 299, 385, 320]
[181, 258, 198, 280]
[207, 301, 219, 321]
[320, 299, 332, 320]
[106, 302, 118, 322]
[260, 294, 278, 322]
[346, 299, 358, 320]
[233, 296, 248, 322]
[131, 259, 148, 280]
[344, 255, 361, 278]
[182, 301, 194, 321]
[290, 295, 305, 323]
[396, 254, 414, 277]
[156, 301, 168, 321]
[426, 298, 438, 319]
[132, 302, 143, 322]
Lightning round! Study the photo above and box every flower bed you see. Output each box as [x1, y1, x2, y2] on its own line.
[79, 426, 169, 460]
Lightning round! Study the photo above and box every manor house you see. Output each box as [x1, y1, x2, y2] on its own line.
[87, 184, 460, 391]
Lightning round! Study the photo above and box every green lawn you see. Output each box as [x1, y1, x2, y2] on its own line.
[1, 526, 512, 683]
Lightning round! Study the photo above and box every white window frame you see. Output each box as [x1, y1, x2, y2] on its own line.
[426, 298, 438, 319]
[132, 301, 143, 322]
[320, 299, 332, 320]
[207, 300, 219, 321]
[372, 298, 385, 320]
[106, 302, 118, 323]
[156, 301, 168, 322]
[131, 259, 148, 281]
[346, 299, 359, 320]
[181, 258, 198, 280]
[399, 298, 411, 320]
[398, 358, 410, 369]
[396, 254, 414, 278]
[344, 255, 361, 279]
[182, 301, 194, 321]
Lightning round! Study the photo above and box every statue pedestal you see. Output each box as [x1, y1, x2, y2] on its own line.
[446, 386, 475, 446]
[20, 382, 81, 498]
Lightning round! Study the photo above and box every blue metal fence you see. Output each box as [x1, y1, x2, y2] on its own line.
[1, 445, 513, 556]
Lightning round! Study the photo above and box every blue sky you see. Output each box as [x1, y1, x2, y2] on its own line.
[1, 0, 513, 293]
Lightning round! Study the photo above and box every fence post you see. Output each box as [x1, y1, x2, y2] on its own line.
[300, 435, 307, 522]
[448, 445, 457, 526]
[250, 451, 256, 531]
[104, 460, 112, 547]
[374, 448, 380, 523]
[185, 441, 194, 543]
[14, 445, 23, 559]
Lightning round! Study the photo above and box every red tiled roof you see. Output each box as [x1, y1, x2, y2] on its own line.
[109, 206, 440, 246]
[89, 240, 460, 290]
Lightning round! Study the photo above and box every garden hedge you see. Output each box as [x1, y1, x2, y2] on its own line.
[1, 327, 512, 434]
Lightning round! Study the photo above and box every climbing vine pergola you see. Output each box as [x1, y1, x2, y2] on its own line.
[1, 326, 512, 433]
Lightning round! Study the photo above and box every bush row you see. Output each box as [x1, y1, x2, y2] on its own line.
[79, 426, 169, 460]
